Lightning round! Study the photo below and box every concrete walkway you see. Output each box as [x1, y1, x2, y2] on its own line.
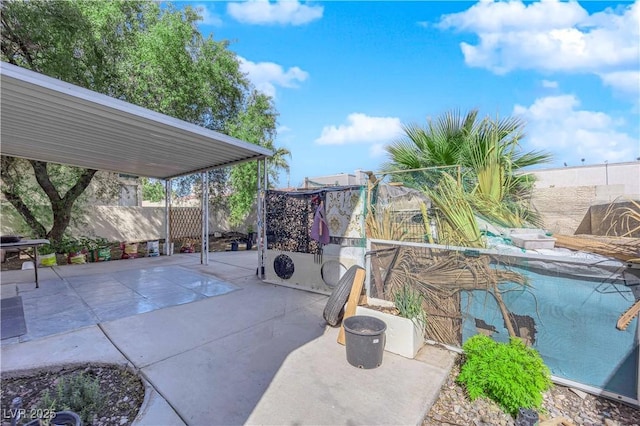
[1, 252, 455, 425]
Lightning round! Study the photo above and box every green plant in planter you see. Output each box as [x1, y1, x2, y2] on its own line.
[79, 237, 99, 262]
[38, 243, 58, 267]
[58, 236, 86, 264]
[393, 284, 427, 330]
[95, 237, 109, 248]
[457, 334, 552, 417]
[38, 244, 56, 255]
[81, 236, 98, 251]
[58, 236, 82, 254]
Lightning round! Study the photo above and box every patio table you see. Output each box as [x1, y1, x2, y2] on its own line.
[0, 239, 50, 288]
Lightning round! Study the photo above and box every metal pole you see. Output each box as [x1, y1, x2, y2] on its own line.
[262, 158, 268, 278]
[257, 159, 262, 277]
[201, 171, 209, 265]
[257, 158, 268, 279]
[165, 178, 172, 256]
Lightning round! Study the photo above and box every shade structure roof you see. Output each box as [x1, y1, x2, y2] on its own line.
[0, 62, 272, 179]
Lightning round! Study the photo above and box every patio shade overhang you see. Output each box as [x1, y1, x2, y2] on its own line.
[0, 62, 273, 179]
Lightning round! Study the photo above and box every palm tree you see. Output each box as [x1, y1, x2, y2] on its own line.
[383, 109, 553, 228]
[464, 116, 552, 226]
[382, 109, 479, 187]
[266, 146, 291, 187]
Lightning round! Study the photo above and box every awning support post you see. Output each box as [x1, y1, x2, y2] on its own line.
[257, 158, 267, 278]
[165, 178, 172, 256]
[201, 171, 209, 265]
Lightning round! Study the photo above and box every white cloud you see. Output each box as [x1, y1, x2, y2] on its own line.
[599, 71, 640, 97]
[238, 57, 309, 98]
[439, 0, 589, 33]
[369, 143, 388, 158]
[438, 0, 639, 95]
[541, 79, 558, 89]
[227, 0, 323, 26]
[315, 113, 402, 145]
[513, 95, 638, 164]
[194, 4, 222, 26]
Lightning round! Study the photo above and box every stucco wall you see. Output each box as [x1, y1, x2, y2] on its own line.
[528, 161, 639, 235]
[1, 206, 254, 242]
[530, 162, 639, 199]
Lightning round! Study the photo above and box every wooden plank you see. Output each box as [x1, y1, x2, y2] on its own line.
[337, 267, 366, 346]
[617, 299, 640, 331]
[554, 234, 639, 262]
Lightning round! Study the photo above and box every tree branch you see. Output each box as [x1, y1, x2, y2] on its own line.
[0, 188, 47, 238]
[0, 12, 37, 68]
[29, 161, 62, 204]
[61, 168, 98, 208]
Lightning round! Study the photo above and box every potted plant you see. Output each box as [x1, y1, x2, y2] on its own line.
[81, 236, 99, 262]
[355, 284, 427, 359]
[81, 236, 111, 262]
[38, 243, 57, 267]
[95, 237, 111, 261]
[60, 236, 86, 264]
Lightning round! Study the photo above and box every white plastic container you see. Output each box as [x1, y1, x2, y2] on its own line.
[511, 234, 556, 250]
[355, 306, 425, 359]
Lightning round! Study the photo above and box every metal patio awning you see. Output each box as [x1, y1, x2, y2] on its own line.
[0, 62, 272, 179]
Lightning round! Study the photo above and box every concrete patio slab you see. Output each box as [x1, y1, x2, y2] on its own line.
[99, 281, 326, 368]
[0, 252, 455, 425]
[246, 328, 456, 426]
[140, 302, 327, 425]
[0, 325, 127, 371]
[134, 388, 186, 426]
[1, 258, 243, 343]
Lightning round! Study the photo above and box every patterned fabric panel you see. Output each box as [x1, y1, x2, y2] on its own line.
[265, 191, 321, 254]
[325, 188, 366, 238]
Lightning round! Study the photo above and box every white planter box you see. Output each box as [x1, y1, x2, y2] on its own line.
[355, 306, 425, 359]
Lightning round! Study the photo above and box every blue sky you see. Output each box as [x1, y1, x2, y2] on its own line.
[179, 0, 639, 188]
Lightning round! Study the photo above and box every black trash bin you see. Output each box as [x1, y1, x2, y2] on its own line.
[343, 315, 386, 369]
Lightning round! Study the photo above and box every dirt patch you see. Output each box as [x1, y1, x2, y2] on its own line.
[0, 364, 144, 426]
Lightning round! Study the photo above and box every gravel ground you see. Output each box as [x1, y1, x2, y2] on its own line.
[0, 364, 144, 426]
[423, 360, 640, 426]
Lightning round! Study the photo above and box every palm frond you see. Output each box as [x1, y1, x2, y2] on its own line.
[424, 173, 483, 247]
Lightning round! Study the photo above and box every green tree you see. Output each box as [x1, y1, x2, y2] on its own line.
[0, 0, 288, 243]
[1, 0, 131, 242]
[383, 109, 551, 227]
[141, 178, 165, 203]
[226, 91, 287, 226]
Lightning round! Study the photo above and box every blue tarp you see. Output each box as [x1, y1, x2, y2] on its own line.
[461, 265, 639, 400]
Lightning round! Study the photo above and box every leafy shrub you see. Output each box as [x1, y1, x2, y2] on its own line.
[38, 371, 106, 424]
[456, 334, 552, 417]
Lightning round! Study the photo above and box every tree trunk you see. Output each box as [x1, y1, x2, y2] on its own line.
[29, 161, 97, 244]
[0, 157, 98, 245]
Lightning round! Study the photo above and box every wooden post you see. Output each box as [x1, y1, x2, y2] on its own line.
[337, 268, 367, 345]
